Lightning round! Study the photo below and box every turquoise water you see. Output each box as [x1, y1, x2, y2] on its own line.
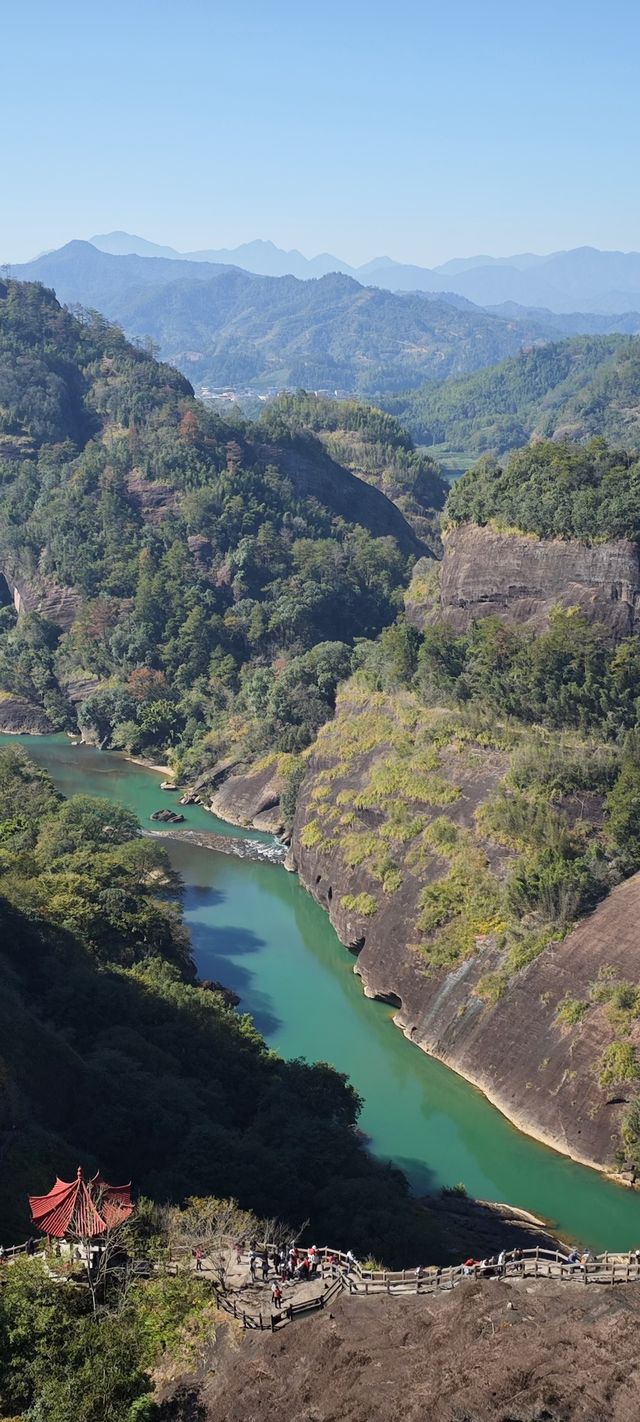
[6, 732, 640, 1250]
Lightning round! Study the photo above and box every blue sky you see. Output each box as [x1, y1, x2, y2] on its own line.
[3, 0, 639, 265]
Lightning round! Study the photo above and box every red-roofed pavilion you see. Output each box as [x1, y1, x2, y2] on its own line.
[28, 1167, 133, 1239]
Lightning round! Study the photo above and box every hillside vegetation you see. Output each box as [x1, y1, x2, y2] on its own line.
[293, 604, 640, 1171]
[445, 438, 640, 541]
[389, 335, 640, 462]
[260, 391, 448, 543]
[0, 280, 433, 772]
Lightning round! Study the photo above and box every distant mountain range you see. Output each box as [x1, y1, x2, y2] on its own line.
[10, 241, 563, 398]
[86, 231, 640, 314]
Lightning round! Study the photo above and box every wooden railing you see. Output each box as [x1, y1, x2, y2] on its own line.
[0, 1239, 46, 1261]
[4, 1237, 640, 1330]
[310, 1244, 640, 1294]
[204, 1242, 640, 1333]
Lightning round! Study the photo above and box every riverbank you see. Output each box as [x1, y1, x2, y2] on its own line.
[384, 993, 631, 1185]
[124, 752, 173, 777]
[5, 733, 640, 1248]
[136, 758, 636, 1181]
[66, 742, 640, 1187]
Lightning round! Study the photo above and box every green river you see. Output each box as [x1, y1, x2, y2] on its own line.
[6, 732, 640, 1251]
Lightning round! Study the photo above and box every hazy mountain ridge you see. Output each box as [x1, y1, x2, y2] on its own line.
[86, 231, 640, 313]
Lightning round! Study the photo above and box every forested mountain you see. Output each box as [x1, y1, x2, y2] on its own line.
[259, 392, 448, 543]
[445, 438, 640, 542]
[390, 335, 640, 461]
[11, 244, 556, 397]
[0, 279, 432, 770]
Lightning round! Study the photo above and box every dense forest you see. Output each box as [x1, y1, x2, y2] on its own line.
[445, 439, 640, 541]
[388, 335, 640, 462]
[0, 281, 439, 779]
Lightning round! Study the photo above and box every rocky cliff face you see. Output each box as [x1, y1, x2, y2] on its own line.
[406, 524, 640, 638]
[185, 757, 285, 833]
[290, 684, 638, 1171]
[0, 694, 54, 734]
[1, 563, 81, 633]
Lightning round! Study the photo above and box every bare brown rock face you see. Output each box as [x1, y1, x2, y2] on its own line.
[198, 1280, 640, 1422]
[290, 686, 640, 1171]
[193, 759, 284, 833]
[357, 875, 640, 1172]
[125, 468, 179, 524]
[0, 694, 54, 734]
[407, 523, 640, 638]
[3, 567, 81, 632]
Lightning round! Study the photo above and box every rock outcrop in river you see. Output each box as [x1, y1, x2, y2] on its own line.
[183, 758, 285, 833]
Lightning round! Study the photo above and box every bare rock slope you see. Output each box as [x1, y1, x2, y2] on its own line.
[406, 524, 640, 638]
[290, 683, 640, 1171]
[199, 1279, 640, 1422]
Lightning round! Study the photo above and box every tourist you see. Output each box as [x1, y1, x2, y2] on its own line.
[345, 1249, 357, 1272]
[261, 1251, 269, 1281]
[271, 1281, 283, 1309]
[497, 1249, 506, 1272]
[566, 1248, 580, 1269]
[462, 1258, 476, 1276]
[194, 1246, 204, 1272]
[249, 1250, 257, 1281]
[415, 1265, 424, 1286]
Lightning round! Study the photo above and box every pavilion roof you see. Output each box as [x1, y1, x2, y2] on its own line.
[28, 1168, 133, 1239]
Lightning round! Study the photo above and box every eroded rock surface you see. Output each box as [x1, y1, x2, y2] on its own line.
[187, 759, 284, 832]
[291, 685, 640, 1170]
[407, 523, 640, 638]
[0, 694, 54, 734]
[199, 1279, 640, 1422]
